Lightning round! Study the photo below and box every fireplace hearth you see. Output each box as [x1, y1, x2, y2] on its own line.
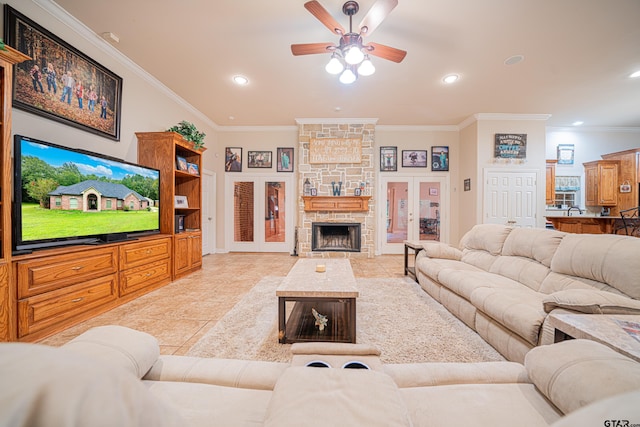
[312, 222, 361, 252]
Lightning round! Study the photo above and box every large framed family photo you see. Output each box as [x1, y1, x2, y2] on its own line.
[4, 5, 123, 140]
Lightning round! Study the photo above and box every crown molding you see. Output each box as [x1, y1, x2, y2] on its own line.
[216, 125, 298, 133]
[376, 125, 459, 132]
[32, 0, 220, 131]
[294, 118, 379, 125]
[547, 126, 640, 133]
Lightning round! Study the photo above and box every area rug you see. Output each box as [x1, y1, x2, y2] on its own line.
[187, 276, 505, 364]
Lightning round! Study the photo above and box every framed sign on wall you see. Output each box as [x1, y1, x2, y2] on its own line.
[494, 134, 527, 159]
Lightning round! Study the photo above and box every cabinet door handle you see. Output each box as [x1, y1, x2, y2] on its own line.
[71, 297, 83, 303]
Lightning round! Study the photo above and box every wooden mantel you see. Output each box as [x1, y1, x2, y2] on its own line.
[302, 196, 371, 212]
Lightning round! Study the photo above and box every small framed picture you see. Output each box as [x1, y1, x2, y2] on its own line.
[187, 162, 199, 175]
[175, 215, 185, 233]
[354, 188, 361, 196]
[176, 156, 188, 171]
[380, 146, 397, 171]
[277, 147, 294, 172]
[431, 146, 449, 171]
[174, 195, 188, 208]
[557, 144, 575, 165]
[429, 188, 438, 196]
[248, 151, 272, 168]
[225, 147, 242, 172]
[402, 150, 427, 167]
[310, 188, 317, 196]
[464, 178, 471, 192]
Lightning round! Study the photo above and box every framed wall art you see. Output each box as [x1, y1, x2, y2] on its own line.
[557, 144, 575, 165]
[4, 5, 123, 140]
[248, 151, 272, 168]
[225, 147, 242, 172]
[277, 147, 294, 172]
[431, 146, 449, 171]
[494, 133, 527, 159]
[402, 150, 427, 168]
[380, 146, 397, 171]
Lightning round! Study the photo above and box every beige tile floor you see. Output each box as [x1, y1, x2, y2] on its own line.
[39, 253, 404, 355]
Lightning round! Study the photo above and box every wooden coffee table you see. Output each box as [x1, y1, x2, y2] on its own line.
[277, 259, 358, 344]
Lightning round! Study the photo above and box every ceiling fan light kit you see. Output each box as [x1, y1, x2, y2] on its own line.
[292, 0, 406, 85]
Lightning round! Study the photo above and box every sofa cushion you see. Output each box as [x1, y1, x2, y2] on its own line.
[417, 257, 482, 285]
[460, 224, 513, 255]
[0, 343, 183, 427]
[489, 255, 550, 292]
[542, 289, 640, 314]
[438, 269, 525, 301]
[502, 227, 565, 268]
[539, 271, 628, 296]
[420, 241, 463, 260]
[525, 339, 640, 415]
[398, 383, 562, 427]
[264, 367, 411, 426]
[470, 287, 547, 345]
[550, 233, 640, 299]
[62, 325, 159, 379]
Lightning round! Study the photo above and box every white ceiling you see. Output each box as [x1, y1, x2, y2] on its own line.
[54, 0, 640, 128]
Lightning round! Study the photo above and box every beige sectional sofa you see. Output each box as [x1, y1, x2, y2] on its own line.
[415, 224, 640, 363]
[1, 325, 639, 426]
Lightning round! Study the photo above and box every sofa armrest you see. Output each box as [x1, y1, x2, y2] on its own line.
[542, 289, 640, 315]
[144, 355, 288, 390]
[420, 241, 463, 260]
[383, 361, 529, 388]
[525, 339, 640, 415]
[62, 325, 159, 379]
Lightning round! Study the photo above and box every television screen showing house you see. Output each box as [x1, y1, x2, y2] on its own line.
[19, 139, 160, 241]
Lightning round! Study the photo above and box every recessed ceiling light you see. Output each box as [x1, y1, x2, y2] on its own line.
[442, 74, 459, 84]
[572, 121, 584, 126]
[630, 70, 640, 78]
[504, 55, 524, 65]
[232, 75, 249, 85]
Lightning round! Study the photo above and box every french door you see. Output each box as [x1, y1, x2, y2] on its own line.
[379, 175, 449, 254]
[225, 174, 293, 252]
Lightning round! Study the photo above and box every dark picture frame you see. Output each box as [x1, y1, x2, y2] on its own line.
[380, 146, 397, 171]
[402, 150, 428, 168]
[225, 147, 242, 172]
[4, 5, 123, 140]
[187, 162, 199, 176]
[248, 150, 272, 168]
[431, 146, 449, 171]
[176, 156, 188, 171]
[277, 147, 294, 172]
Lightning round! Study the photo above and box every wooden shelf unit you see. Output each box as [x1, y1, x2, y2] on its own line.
[302, 196, 371, 212]
[136, 132, 206, 279]
[0, 46, 30, 342]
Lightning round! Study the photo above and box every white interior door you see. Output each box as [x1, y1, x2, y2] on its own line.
[225, 174, 293, 252]
[484, 170, 537, 227]
[201, 170, 215, 255]
[379, 175, 449, 254]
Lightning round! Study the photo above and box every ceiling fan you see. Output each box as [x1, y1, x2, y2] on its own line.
[291, 0, 407, 83]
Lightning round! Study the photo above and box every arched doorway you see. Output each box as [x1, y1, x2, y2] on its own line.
[88, 194, 98, 211]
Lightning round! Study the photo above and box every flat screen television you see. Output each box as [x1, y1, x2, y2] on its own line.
[13, 135, 160, 253]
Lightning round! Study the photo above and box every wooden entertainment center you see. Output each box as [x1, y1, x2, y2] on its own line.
[0, 48, 204, 342]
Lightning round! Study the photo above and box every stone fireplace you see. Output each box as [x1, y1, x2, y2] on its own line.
[296, 120, 376, 258]
[312, 222, 361, 252]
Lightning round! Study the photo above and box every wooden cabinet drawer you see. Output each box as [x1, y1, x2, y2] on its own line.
[120, 258, 171, 296]
[120, 238, 171, 270]
[16, 247, 118, 298]
[17, 274, 118, 338]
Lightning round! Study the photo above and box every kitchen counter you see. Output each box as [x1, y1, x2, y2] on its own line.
[546, 215, 623, 234]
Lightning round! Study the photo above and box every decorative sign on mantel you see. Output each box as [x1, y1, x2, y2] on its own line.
[309, 138, 362, 164]
[494, 134, 527, 159]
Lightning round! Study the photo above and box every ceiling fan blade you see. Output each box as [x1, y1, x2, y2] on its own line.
[304, 1, 345, 35]
[365, 42, 407, 63]
[359, 0, 398, 37]
[291, 42, 335, 56]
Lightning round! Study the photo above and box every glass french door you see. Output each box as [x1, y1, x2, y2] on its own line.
[379, 175, 448, 254]
[225, 175, 293, 252]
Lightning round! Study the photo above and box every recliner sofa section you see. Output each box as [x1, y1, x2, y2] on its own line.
[415, 223, 640, 363]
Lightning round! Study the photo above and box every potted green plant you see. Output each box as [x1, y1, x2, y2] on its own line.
[167, 121, 206, 150]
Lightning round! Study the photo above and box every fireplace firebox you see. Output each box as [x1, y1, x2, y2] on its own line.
[311, 222, 361, 252]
